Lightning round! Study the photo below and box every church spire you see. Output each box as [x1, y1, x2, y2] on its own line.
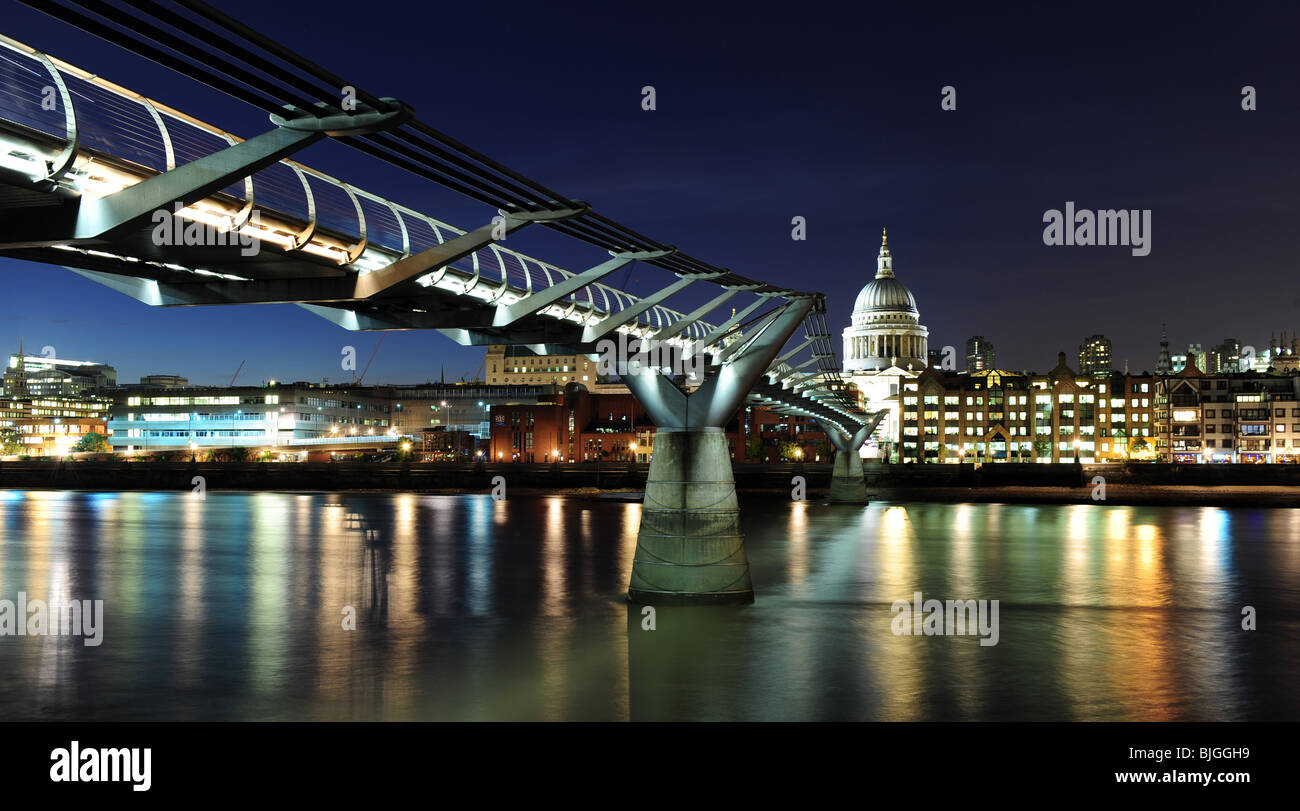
[1156, 323, 1172, 374]
[876, 227, 895, 279]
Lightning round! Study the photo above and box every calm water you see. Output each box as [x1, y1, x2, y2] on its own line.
[0, 490, 1297, 721]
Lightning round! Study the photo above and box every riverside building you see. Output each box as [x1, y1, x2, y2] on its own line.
[1154, 362, 1300, 463]
[107, 382, 395, 457]
[897, 355, 1156, 464]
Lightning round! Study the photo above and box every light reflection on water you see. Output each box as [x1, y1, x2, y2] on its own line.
[0, 491, 1296, 721]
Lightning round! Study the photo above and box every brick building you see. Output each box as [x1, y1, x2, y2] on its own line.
[487, 385, 832, 463]
[897, 354, 1156, 464]
[1154, 362, 1300, 463]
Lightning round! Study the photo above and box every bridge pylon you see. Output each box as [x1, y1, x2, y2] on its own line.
[621, 297, 814, 605]
[824, 413, 887, 503]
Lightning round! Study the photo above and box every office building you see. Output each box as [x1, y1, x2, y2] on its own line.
[966, 336, 996, 372]
[1078, 334, 1113, 374]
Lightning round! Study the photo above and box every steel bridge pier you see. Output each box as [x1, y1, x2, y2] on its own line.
[623, 298, 814, 605]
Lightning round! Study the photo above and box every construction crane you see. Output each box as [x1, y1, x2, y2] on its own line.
[354, 334, 386, 384]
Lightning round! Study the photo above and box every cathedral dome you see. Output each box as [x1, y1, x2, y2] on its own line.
[853, 275, 917, 314]
[852, 229, 918, 315]
[842, 229, 929, 374]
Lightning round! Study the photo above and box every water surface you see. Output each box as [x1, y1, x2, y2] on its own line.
[0, 490, 1296, 720]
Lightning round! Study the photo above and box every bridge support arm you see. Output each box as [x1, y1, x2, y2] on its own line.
[622, 296, 815, 605]
[824, 411, 888, 503]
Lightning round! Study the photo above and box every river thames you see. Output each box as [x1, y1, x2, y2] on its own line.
[0, 490, 1296, 721]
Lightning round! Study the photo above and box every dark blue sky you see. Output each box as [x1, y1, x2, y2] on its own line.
[3, 1, 1299, 385]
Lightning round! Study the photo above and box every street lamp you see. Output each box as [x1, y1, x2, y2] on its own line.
[1073, 439, 1081, 463]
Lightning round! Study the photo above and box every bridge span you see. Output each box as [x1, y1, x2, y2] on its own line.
[0, 1, 887, 603]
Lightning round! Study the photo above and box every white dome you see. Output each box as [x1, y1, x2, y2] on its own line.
[853, 276, 917, 315]
[842, 229, 929, 374]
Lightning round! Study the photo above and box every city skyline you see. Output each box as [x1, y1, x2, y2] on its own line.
[3, 1, 1299, 382]
[5, 322, 1295, 388]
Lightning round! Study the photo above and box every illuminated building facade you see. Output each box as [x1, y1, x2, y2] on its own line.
[966, 336, 996, 372]
[106, 382, 393, 455]
[486, 387, 828, 463]
[378, 382, 557, 439]
[1155, 363, 1300, 463]
[489, 386, 647, 462]
[1078, 334, 1113, 374]
[842, 230, 929, 461]
[897, 355, 1156, 463]
[3, 353, 116, 397]
[0, 396, 111, 457]
[484, 345, 597, 386]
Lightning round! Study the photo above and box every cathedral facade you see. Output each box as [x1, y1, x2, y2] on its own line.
[841, 230, 930, 460]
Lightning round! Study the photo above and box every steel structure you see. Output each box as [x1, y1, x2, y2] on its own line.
[0, 1, 886, 603]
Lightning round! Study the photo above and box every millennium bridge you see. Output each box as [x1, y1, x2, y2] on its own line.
[0, 0, 887, 604]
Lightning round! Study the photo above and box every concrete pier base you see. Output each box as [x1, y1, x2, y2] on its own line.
[628, 428, 753, 605]
[828, 449, 869, 503]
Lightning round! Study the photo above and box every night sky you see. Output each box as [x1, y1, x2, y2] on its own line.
[2, 1, 1298, 385]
